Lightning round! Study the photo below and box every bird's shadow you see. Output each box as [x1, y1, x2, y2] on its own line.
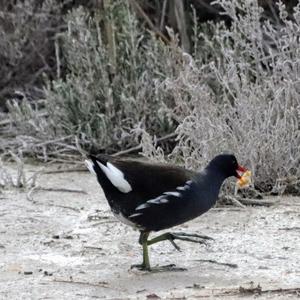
[129, 264, 187, 274]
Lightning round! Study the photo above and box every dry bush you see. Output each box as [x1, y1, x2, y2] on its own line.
[0, 153, 35, 189]
[44, 4, 178, 152]
[3, 0, 300, 191]
[141, 0, 300, 191]
[0, 0, 66, 109]
[5, 2, 180, 159]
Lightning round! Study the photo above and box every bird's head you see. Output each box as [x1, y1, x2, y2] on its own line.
[208, 154, 247, 179]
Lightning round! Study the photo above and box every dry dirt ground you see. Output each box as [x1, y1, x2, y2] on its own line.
[0, 164, 299, 299]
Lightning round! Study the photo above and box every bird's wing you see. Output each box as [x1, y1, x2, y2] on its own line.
[128, 179, 197, 231]
[86, 154, 196, 199]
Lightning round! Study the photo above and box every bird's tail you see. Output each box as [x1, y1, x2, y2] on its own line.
[85, 154, 132, 193]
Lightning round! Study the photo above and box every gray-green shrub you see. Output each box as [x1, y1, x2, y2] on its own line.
[4, 0, 300, 191]
[143, 0, 300, 190]
[7, 2, 178, 156]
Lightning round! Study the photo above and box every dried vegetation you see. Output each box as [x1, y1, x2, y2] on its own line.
[0, 0, 299, 192]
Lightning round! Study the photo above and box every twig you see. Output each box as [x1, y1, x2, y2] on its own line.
[34, 187, 87, 194]
[174, 0, 190, 52]
[55, 37, 61, 79]
[27, 187, 37, 201]
[129, 0, 170, 44]
[223, 195, 246, 208]
[91, 220, 118, 226]
[260, 287, 300, 295]
[27, 186, 87, 202]
[49, 204, 81, 213]
[279, 227, 300, 231]
[83, 246, 103, 250]
[275, 176, 299, 183]
[25, 163, 56, 188]
[34, 135, 73, 148]
[195, 259, 238, 269]
[42, 167, 87, 174]
[42, 158, 81, 164]
[238, 284, 262, 295]
[52, 278, 109, 288]
[239, 198, 279, 206]
[9, 151, 25, 188]
[160, 0, 168, 31]
[221, 286, 300, 297]
[26, 190, 81, 212]
[112, 132, 177, 157]
[111, 144, 142, 157]
[213, 208, 243, 212]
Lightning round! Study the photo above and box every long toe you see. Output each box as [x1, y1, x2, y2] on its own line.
[150, 264, 187, 273]
[168, 238, 181, 251]
[172, 232, 214, 240]
[170, 232, 214, 245]
[130, 263, 151, 272]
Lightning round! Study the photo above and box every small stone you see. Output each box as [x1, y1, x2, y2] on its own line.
[43, 271, 53, 276]
[258, 266, 269, 270]
[24, 271, 33, 275]
[146, 294, 160, 299]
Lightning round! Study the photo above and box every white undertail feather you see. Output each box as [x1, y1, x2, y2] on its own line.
[176, 186, 186, 191]
[85, 159, 132, 193]
[85, 159, 96, 175]
[164, 191, 181, 197]
[97, 161, 132, 193]
[112, 211, 141, 228]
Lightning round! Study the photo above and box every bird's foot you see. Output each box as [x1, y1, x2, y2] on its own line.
[147, 232, 213, 251]
[130, 263, 151, 272]
[130, 263, 186, 273]
[151, 264, 187, 273]
[170, 232, 214, 246]
[167, 238, 181, 251]
[147, 232, 182, 251]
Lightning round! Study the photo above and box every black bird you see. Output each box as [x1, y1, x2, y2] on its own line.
[85, 154, 247, 270]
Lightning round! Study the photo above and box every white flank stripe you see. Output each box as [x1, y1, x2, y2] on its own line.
[147, 196, 168, 204]
[84, 160, 96, 175]
[176, 186, 185, 191]
[159, 198, 169, 203]
[147, 199, 159, 204]
[129, 213, 143, 218]
[164, 191, 181, 197]
[97, 161, 132, 193]
[113, 211, 138, 228]
[136, 203, 150, 210]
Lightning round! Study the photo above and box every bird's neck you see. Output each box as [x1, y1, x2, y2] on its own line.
[196, 167, 228, 204]
[205, 166, 228, 185]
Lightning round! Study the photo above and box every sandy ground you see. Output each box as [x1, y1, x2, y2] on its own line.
[0, 164, 299, 299]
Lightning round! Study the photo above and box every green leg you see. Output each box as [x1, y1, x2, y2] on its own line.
[133, 231, 185, 272]
[147, 232, 181, 251]
[147, 232, 213, 251]
[141, 232, 150, 270]
[131, 231, 151, 271]
[131, 231, 213, 272]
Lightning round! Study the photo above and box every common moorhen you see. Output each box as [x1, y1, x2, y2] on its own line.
[85, 154, 247, 270]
